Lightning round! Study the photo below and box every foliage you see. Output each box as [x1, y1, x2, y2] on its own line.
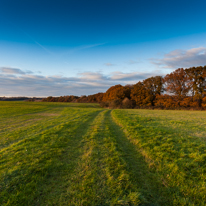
[42, 66, 206, 110]
[185, 66, 206, 106]
[164, 68, 190, 97]
[155, 94, 179, 109]
[103, 84, 131, 102]
[42, 93, 104, 104]
[130, 76, 164, 107]
[122, 97, 135, 109]
[130, 81, 148, 106]
[143, 76, 164, 106]
[42, 95, 79, 102]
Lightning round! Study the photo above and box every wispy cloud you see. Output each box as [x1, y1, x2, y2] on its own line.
[151, 47, 206, 68]
[78, 43, 105, 50]
[128, 60, 140, 65]
[34, 41, 54, 55]
[0, 68, 163, 97]
[78, 72, 107, 81]
[60, 43, 106, 57]
[0, 67, 33, 75]
[18, 29, 55, 56]
[110, 71, 161, 81]
[104, 62, 115, 66]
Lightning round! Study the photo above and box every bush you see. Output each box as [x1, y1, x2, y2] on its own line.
[109, 99, 122, 109]
[100, 101, 109, 108]
[122, 98, 135, 109]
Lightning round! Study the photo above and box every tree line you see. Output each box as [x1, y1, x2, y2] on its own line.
[0, 97, 39, 101]
[42, 66, 206, 109]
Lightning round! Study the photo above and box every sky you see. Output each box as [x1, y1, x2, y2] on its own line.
[1, 0, 206, 97]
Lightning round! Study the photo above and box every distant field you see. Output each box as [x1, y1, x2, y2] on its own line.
[0, 102, 206, 206]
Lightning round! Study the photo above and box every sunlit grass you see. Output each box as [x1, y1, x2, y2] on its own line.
[112, 109, 206, 205]
[1, 102, 206, 205]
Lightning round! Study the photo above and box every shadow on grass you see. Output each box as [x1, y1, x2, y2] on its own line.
[108, 111, 174, 206]
[34, 110, 105, 205]
[0, 110, 103, 206]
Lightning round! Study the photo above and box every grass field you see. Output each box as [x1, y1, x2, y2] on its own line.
[0, 102, 206, 206]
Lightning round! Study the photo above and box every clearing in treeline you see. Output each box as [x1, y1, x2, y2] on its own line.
[0, 102, 206, 206]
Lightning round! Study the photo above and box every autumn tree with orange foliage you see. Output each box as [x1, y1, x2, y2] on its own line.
[143, 76, 164, 106]
[102, 84, 131, 102]
[130, 82, 148, 106]
[131, 76, 163, 107]
[155, 94, 179, 108]
[87, 93, 104, 103]
[163, 68, 191, 106]
[185, 66, 206, 107]
[42, 66, 206, 110]
[164, 68, 190, 97]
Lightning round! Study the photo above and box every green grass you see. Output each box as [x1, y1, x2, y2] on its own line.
[1, 102, 206, 205]
[112, 109, 206, 205]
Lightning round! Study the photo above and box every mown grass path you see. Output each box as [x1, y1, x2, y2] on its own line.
[62, 110, 141, 205]
[1, 102, 206, 205]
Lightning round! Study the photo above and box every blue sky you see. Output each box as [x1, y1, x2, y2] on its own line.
[1, 0, 206, 96]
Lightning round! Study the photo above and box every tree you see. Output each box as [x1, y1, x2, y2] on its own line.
[143, 76, 164, 106]
[164, 68, 190, 97]
[155, 94, 179, 108]
[185, 66, 206, 107]
[131, 76, 163, 107]
[131, 82, 148, 106]
[103, 85, 131, 102]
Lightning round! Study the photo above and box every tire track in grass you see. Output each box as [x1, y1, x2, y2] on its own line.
[0, 109, 102, 206]
[64, 110, 142, 206]
[109, 110, 175, 206]
[112, 110, 206, 206]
